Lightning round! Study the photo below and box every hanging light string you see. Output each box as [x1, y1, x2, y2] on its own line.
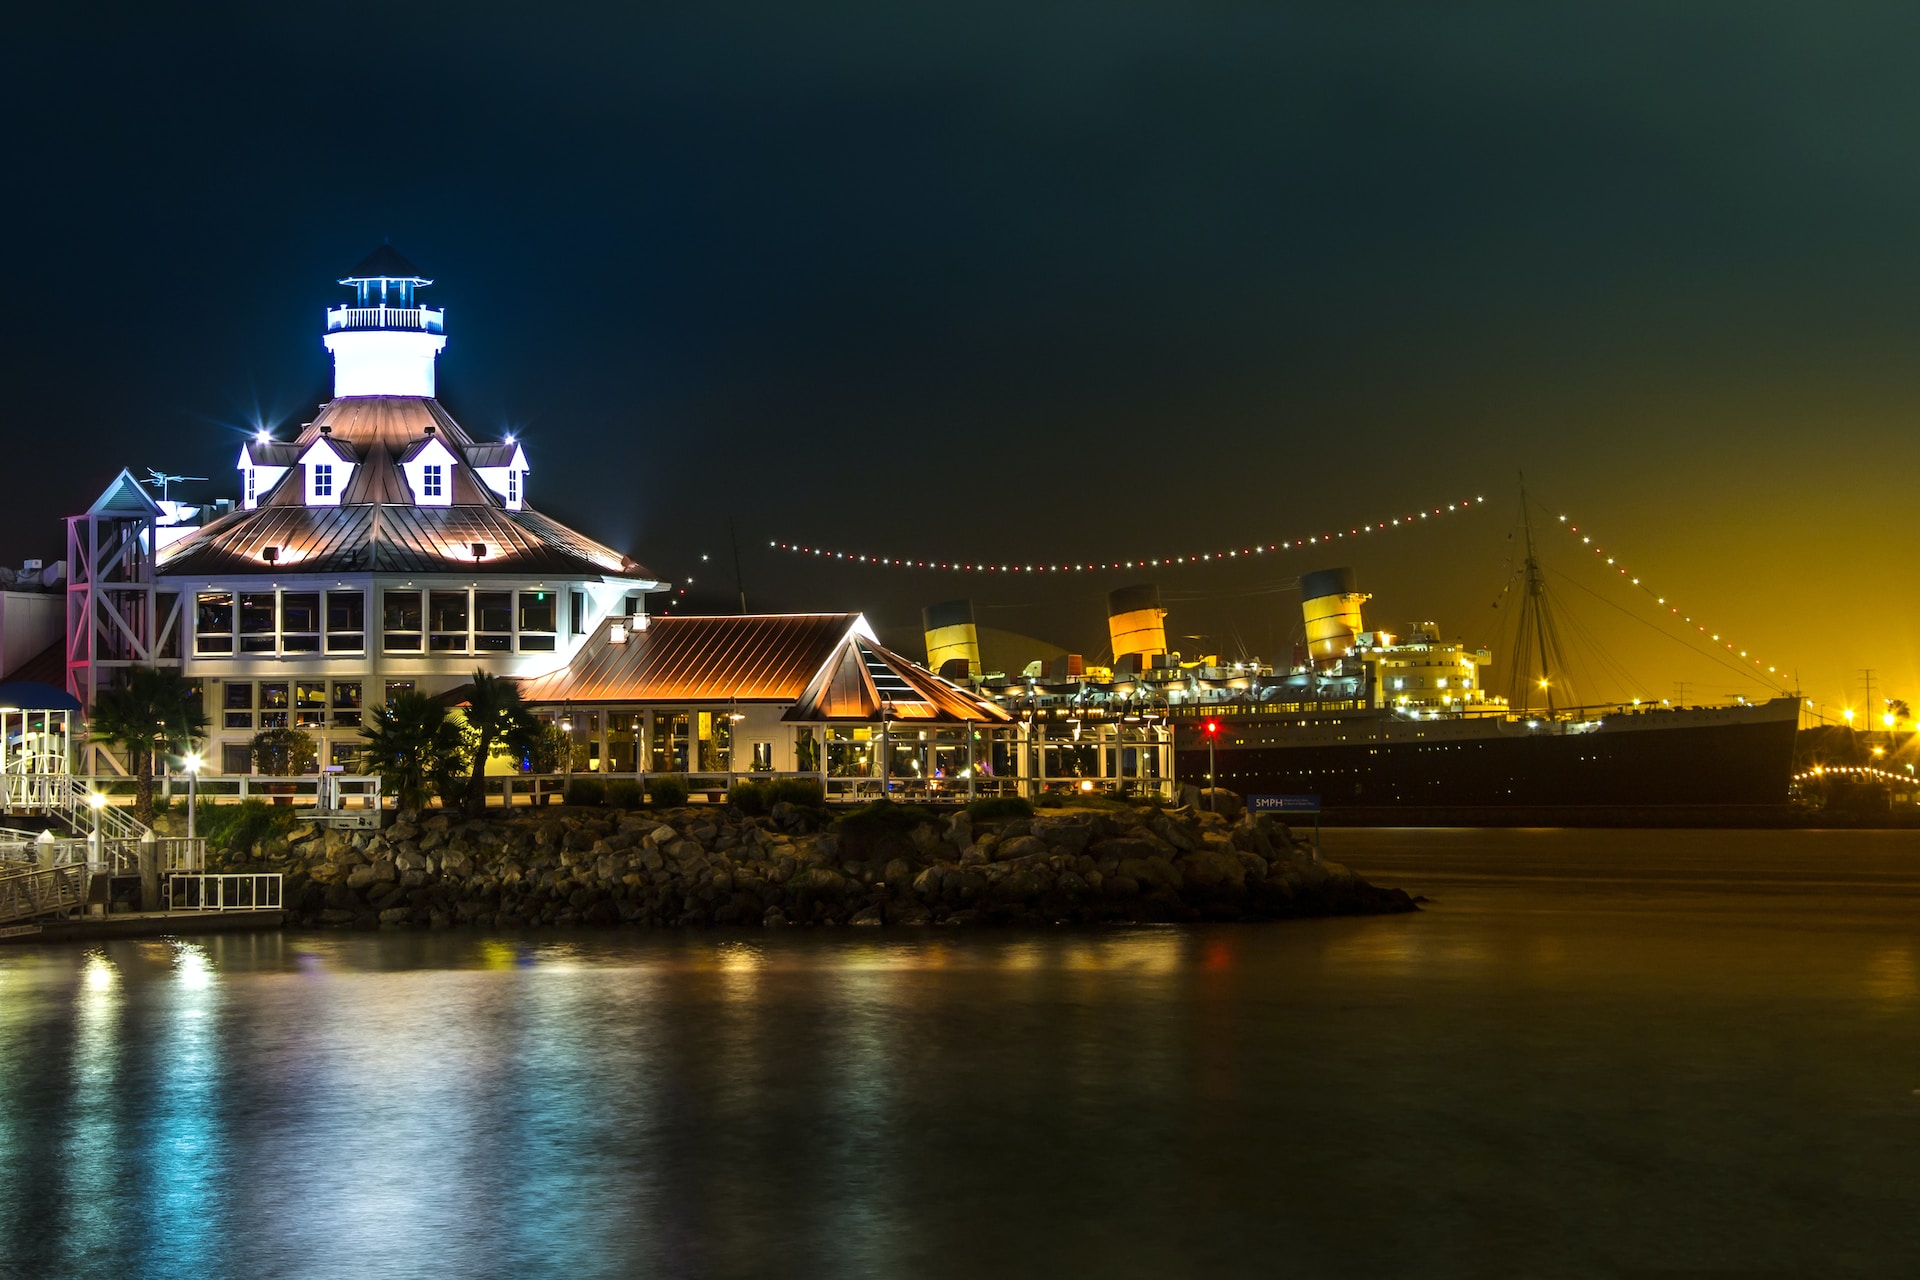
[1554, 512, 1792, 692]
[773, 494, 1487, 574]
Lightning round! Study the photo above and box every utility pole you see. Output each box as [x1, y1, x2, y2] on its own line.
[1861, 668, 1876, 732]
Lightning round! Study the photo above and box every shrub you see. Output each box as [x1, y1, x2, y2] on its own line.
[647, 774, 689, 809]
[251, 727, 318, 776]
[727, 779, 768, 814]
[605, 779, 643, 810]
[965, 796, 1033, 822]
[565, 778, 605, 807]
[196, 799, 290, 857]
[764, 777, 825, 807]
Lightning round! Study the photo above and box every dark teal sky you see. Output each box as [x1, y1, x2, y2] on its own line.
[6, 4, 1920, 710]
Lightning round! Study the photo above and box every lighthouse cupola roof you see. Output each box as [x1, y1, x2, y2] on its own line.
[324, 243, 446, 397]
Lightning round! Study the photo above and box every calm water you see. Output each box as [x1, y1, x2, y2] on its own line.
[3, 829, 1919, 1279]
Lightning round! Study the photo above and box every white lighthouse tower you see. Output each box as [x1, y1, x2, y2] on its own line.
[322, 245, 446, 397]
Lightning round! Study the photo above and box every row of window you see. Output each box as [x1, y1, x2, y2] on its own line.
[219, 679, 425, 730]
[196, 589, 588, 657]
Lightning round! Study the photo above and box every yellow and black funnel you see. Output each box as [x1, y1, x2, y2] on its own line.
[922, 599, 982, 681]
[1107, 584, 1169, 667]
[1299, 567, 1369, 667]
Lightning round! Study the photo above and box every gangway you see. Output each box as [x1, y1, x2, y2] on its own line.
[0, 862, 90, 926]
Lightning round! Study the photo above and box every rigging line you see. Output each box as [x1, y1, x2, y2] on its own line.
[1541, 564, 1784, 691]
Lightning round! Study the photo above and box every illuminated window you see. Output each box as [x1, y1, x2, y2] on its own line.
[422, 464, 443, 498]
[518, 590, 556, 652]
[325, 591, 364, 652]
[506, 470, 518, 504]
[382, 590, 422, 651]
[429, 590, 469, 652]
[313, 464, 333, 497]
[245, 470, 256, 503]
[195, 592, 234, 655]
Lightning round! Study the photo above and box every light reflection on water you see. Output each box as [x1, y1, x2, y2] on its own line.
[2, 830, 1920, 1278]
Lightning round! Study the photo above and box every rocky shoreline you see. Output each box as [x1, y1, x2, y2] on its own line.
[177, 796, 1418, 930]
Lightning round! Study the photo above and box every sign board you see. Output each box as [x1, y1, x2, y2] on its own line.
[1248, 794, 1321, 814]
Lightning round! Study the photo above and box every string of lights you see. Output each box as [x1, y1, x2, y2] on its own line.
[772, 494, 1487, 574]
[1553, 512, 1792, 691]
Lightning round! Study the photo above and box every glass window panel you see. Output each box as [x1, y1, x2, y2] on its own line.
[519, 591, 556, 633]
[326, 591, 365, 653]
[519, 635, 555, 652]
[570, 590, 585, 635]
[385, 681, 414, 702]
[650, 712, 688, 773]
[282, 633, 320, 653]
[284, 591, 320, 635]
[475, 591, 511, 633]
[258, 711, 288, 729]
[224, 682, 253, 710]
[195, 593, 234, 655]
[260, 683, 289, 709]
[333, 711, 361, 728]
[429, 591, 467, 631]
[239, 592, 276, 649]
[332, 682, 362, 709]
[222, 744, 252, 774]
[383, 591, 421, 631]
[223, 711, 253, 730]
[295, 681, 327, 710]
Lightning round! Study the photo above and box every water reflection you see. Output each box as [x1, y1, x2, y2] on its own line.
[3, 830, 1920, 1277]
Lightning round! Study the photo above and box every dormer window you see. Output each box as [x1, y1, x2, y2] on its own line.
[423, 465, 443, 498]
[313, 464, 333, 497]
[506, 470, 518, 504]
[245, 469, 256, 503]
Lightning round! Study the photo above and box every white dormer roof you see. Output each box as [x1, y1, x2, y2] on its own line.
[472, 441, 530, 510]
[296, 437, 357, 507]
[398, 434, 460, 507]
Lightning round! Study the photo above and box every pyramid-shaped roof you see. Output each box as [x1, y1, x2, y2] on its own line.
[341, 244, 429, 283]
[158, 396, 653, 581]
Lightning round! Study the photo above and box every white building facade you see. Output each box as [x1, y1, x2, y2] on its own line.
[77, 247, 663, 773]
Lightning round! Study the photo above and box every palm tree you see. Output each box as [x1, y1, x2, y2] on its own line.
[461, 671, 538, 817]
[88, 667, 208, 824]
[357, 691, 453, 811]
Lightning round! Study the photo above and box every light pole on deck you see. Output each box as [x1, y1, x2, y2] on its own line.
[183, 751, 202, 841]
[1204, 719, 1219, 810]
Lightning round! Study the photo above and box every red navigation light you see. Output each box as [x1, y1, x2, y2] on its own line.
[1205, 720, 1219, 736]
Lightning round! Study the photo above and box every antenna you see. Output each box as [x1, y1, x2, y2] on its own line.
[141, 469, 209, 506]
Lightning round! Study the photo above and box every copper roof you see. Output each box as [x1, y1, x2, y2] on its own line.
[160, 396, 651, 580]
[517, 613, 1011, 722]
[518, 614, 861, 704]
[159, 487, 645, 578]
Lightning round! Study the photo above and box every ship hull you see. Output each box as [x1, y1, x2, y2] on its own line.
[1175, 697, 1801, 809]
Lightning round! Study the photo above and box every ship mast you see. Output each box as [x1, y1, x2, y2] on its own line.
[1510, 479, 1571, 715]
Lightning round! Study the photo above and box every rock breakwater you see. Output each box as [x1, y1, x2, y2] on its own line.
[193, 798, 1417, 929]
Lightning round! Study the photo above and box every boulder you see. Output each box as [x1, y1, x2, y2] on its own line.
[994, 835, 1047, 862]
[1180, 849, 1246, 893]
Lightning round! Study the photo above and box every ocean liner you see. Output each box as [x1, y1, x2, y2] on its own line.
[961, 510, 1801, 811]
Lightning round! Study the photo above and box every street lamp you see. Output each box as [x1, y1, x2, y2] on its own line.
[183, 751, 203, 841]
[87, 789, 106, 845]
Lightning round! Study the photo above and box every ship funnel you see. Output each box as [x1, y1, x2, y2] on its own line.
[1299, 567, 1370, 668]
[922, 599, 982, 681]
[1107, 584, 1168, 667]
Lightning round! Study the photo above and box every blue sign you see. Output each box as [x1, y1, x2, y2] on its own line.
[1248, 794, 1321, 813]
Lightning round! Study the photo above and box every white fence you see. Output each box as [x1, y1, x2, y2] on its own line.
[324, 305, 444, 331]
[169, 873, 282, 912]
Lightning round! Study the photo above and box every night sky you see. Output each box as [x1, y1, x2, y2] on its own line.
[8, 4, 1919, 713]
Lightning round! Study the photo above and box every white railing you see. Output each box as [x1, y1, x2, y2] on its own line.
[0, 836, 203, 876]
[8, 773, 148, 842]
[157, 773, 382, 815]
[168, 873, 281, 912]
[325, 305, 444, 332]
[0, 863, 89, 925]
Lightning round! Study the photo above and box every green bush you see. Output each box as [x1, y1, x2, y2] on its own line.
[727, 779, 767, 813]
[765, 777, 825, 807]
[196, 799, 291, 857]
[647, 774, 690, 809]
[965, 796, 1033, 822]
[565, 778, 606, 807]
[605, 779, 643, 810]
